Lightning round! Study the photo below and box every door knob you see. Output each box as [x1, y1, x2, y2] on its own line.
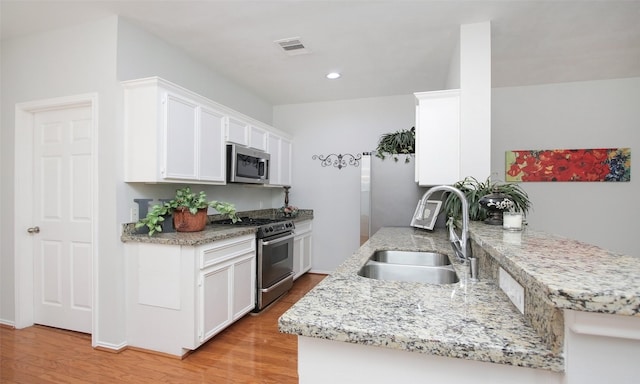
[27, 226, 40, 234]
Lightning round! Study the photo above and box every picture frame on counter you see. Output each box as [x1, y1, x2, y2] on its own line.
[410, 199, 442, 231]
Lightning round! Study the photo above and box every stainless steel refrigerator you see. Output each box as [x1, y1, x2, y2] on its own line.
[360, 152, 431, 244]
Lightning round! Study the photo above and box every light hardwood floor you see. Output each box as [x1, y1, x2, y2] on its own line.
[0, 273, 326, 384]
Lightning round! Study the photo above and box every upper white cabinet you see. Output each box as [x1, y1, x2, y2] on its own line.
[414, 90, 463, 186]
[414, 22, 491, 186]
[226, 117, 249, 146]
[226, 119, 269, 152]
[249, 125, 268, 151]
[123, 78, 226, 184]
[267, 132, 292, 186]
[123, 77, 293, 185]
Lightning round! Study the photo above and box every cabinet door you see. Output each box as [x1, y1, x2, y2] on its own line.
[232, 254, 256, 320]
[267, 133, 282, 185]
[280, 138, 292, 186]
[163, 92, 198, 180]
[415, 90, 460, 186]
[293, 235, 304, 279]
[249, 126, 268, 151]
[199, 107, 226, 182]
[267, 133, 292, 186]
[293, 221, 313, 279]
[301, 233, 312, 273]
[227, 117, 248, 146]
[200, 264, 232, 343]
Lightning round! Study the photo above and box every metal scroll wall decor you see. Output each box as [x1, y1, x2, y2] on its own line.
[312, 153, 362, 170]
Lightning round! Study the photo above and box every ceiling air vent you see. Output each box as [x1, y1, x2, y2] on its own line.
[274, 37, 311, 56]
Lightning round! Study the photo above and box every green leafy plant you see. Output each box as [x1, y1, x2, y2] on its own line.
[375, 127, 415, 163]
[135, 186, 239, 236]
[443, 177, 531, 221]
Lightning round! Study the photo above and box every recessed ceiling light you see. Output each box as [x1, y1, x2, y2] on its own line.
[326, 72, 341, 80]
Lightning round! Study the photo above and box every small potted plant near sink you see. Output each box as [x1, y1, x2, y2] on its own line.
[135, 186, 239, 236]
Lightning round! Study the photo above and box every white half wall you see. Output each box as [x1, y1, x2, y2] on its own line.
[274, 95, 416, 272]
[492, 77, 638, 257]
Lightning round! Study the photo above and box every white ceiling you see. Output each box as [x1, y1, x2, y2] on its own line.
[2, 1, 640, 105]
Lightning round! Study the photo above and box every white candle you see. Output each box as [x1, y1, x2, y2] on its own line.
[503, 212, 523, 231]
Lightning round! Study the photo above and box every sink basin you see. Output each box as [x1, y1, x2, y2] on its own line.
[370, 250, 451, 266]
[358, 263, 459, 284]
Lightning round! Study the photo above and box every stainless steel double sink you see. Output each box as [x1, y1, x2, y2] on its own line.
[358, 250, 459, 284]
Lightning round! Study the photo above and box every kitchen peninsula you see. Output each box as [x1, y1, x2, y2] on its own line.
[279, 224, 640, 384]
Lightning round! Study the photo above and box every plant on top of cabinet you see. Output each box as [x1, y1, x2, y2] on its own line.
[442, 177, 531, 222]
[135, 187, 239, 236]
[375, 127, 415, 163]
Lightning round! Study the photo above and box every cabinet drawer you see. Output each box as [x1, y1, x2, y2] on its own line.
[294, 220, 312, 234]
[199, 234, 255, 269]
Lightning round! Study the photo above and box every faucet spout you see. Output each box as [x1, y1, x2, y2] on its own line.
[418, 185, 470, 262]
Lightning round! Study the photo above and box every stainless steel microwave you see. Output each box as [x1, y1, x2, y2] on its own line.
[226, 144, 270, 184]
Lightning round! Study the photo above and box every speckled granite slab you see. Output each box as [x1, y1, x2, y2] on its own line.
[279, 227, 565, 372]
[469, 222, 640, 316]
[120, 208, 313, 246]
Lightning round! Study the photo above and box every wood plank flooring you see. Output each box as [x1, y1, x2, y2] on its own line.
[1, 273, 326, 384]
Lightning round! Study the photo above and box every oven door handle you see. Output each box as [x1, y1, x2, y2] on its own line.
[260, 233, 295, 246]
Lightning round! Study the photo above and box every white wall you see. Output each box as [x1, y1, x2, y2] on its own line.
[492, 77, 638, 256]
[116, 19, 273, 125]
[275, 76, 638, 273]
[274, 95, 415, 272]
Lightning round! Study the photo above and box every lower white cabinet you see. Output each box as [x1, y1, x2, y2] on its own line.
[293, 220, 313, 279]
[125, 234, 256, 356]
[199, 252, 255, 343]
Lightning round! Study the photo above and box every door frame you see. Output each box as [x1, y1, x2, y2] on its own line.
[14, 94, 99, 343]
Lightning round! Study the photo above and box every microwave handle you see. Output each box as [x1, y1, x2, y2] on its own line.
[258, 158, 268, 178]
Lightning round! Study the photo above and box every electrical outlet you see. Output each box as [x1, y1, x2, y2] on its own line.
[499, 267, 525, 314]
[130, 206, 139, 222]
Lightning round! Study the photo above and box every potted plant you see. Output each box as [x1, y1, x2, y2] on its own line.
[375, 127, 415, 163]
[135, 186, 239, 236]
[442, 176, 531, 222]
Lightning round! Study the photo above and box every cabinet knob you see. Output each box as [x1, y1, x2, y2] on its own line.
[27, 226, 40, 234]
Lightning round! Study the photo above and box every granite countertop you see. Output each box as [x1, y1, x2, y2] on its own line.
[279, 226, 565, 372]
[120, 208, 314, 246]
[279, 222, 640, 372]
[470, 223, 640, 316]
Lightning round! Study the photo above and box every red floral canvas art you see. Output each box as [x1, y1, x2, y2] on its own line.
[506, 148, 631, 182]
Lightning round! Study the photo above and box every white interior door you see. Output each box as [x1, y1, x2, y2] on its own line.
[31, 105, 93, 333]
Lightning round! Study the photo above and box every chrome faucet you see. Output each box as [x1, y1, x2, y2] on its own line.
[418, 185, 472, 264]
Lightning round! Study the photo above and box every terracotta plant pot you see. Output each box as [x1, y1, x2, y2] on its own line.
[173, 207, 208, 232]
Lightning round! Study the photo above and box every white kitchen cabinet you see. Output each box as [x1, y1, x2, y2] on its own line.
[267, 132, 293, 186]
[198, 250, 255, 343]
[293, 220, 312, 279]
[227, 117, 249, 146]
[249, 125, 268, 151]
[123, 77, 226, 184]
[125, 234, 256, 356]
[228, 119, 268, 151]
[414, 89, 490, 186]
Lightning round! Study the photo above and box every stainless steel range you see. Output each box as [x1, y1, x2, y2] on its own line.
[213, 216, 295, 312]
